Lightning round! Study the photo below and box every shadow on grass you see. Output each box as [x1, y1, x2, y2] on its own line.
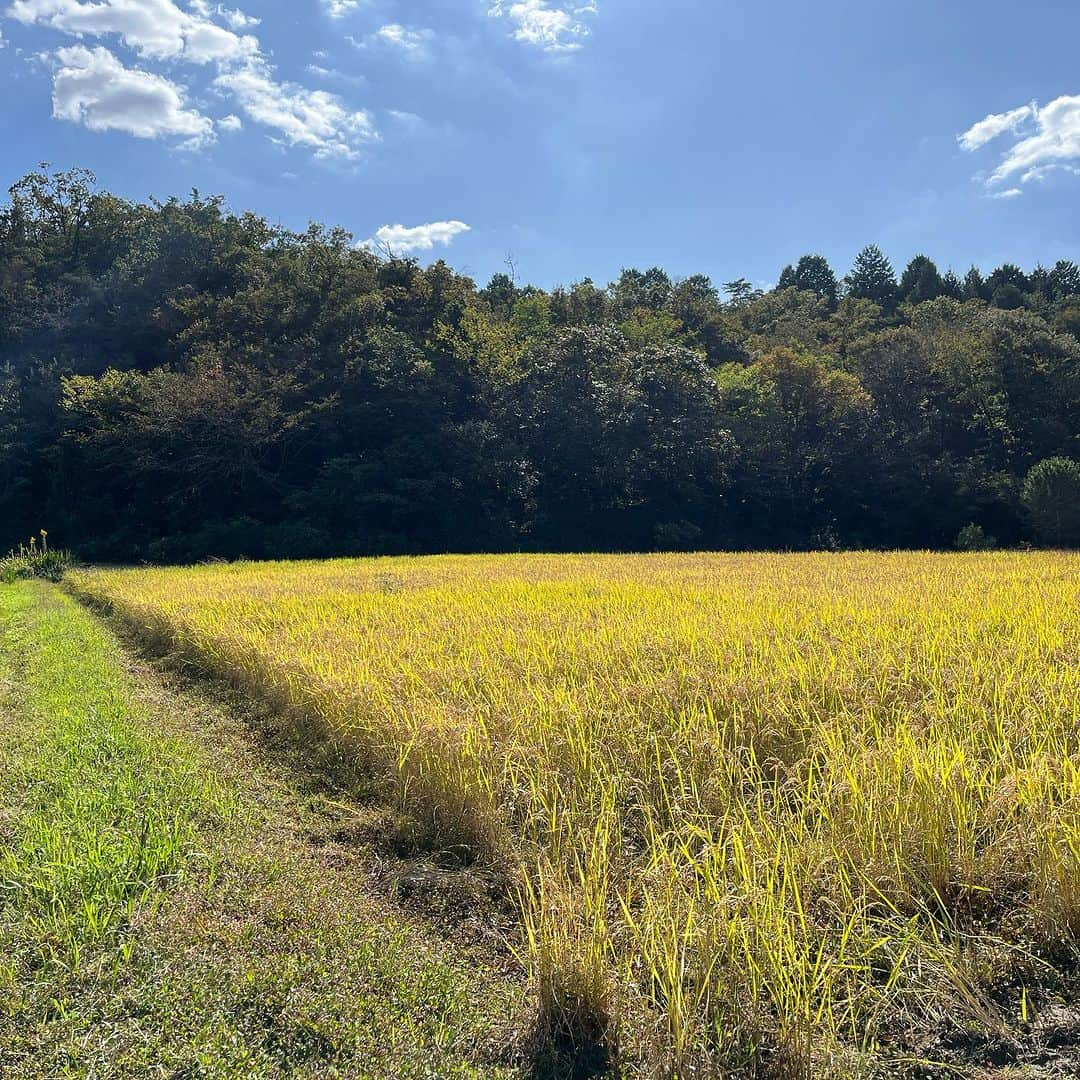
[529, 1041, 613, 1080]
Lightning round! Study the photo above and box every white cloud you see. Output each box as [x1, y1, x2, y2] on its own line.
[7, 0, 381, 161]
[1021, 163, 1080, 184]
[214, 61, 377, 159]
[51, 44, 214, 147]
[323, 0, 358, 17]
[960, 95, 1080, 194]
[989, 96, 1080, 184]
[8, 0, 259, 64]
[363, 220, 471, 254]
[488, 0, 597, 52]
[957, 103, 1034, 152]
[305, 63, 367, 88]
[387, 108, 423, 128]
[370, 23, 432, 55]
[990, 187, 1023, 199]
[188, 2, 259, 30]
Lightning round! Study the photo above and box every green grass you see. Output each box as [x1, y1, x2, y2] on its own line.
[0, 582, 524, 1078]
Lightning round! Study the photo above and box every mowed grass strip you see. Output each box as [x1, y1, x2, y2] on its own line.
[70, 552, 1080, 1077]
[0, 582, 523, 1079]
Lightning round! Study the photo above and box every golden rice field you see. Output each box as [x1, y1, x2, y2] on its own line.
[70, 553, 1080, 1076]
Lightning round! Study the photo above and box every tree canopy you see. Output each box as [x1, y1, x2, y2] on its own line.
[1, 166, 1078, 560]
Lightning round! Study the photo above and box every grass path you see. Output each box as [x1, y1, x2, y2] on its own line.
[0, 581, 525, 1078]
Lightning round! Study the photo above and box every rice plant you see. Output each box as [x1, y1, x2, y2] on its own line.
[69, 552, 1080, 1076]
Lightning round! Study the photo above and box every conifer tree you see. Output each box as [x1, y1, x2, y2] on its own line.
[899, 255, 945, 305]
[845, 245, 898, 311]
[963, 266, 988, 301]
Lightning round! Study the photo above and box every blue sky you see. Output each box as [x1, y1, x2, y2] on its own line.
[1, 0, 1078, 289]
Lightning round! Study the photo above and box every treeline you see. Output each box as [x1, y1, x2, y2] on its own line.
[1, 165, 1078, 562]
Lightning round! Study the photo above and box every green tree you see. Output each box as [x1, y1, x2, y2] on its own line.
[514, 327, 734, 548]
[992, 283, 1025, 310]
[1049, 260, 1080, 301]
[987, 263, 1030, 311]
[962, 266, 989, 302]
[899, 255, 945, 305]
[510, 292, 553, 340]
[479, 272, 518, 319]
[941, 269, 964, 300]
[58, 361, 306, 558]
[1021, 458, 1080, 547]
[740, 287, 831, 351]
[844, 245, 898, 311]
[435, 301, 525, 388]
[549, 278, 608, 326]
[956, 523, 997, 551]
[722, 278, 757, 305]
[987, 263, 1030, 294]
[2, 163, 1080, 558]
[1056, 301, 1080, 338]
[777, 254, 839, 308]
[826, 297, 886, 359]
[847, 327, 970, 544]
[619, 307, 682, 350]
[609, 267, 672, 319]
[717, 349, 874, 546]
[661, 274, 748, 361]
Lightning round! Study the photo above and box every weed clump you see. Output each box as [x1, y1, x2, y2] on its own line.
[1, 531, 73, 583]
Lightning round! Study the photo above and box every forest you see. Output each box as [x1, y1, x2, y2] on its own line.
[2, 165, 1078, 562]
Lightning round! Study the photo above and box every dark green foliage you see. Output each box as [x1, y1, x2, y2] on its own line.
[963, 266, 990, 302]
[1057, 301, 1080, 338]
[1, 165, 1079, 558]
[512, 327, 736, 549]
[716, 349, 875, 548]
[777, 254, 840, 308]
[987, 263, 1030, 296]
[1050, 260, 1080, 300]
[899, 255, 946, 305]
[955, 523, 997, 551]
[845, 245, 898, 312]
[1021, 458, 1080, 547]
[992, 283, 1025, 310]
[941, 269, 964, 300]
[722, 278, 758, 305]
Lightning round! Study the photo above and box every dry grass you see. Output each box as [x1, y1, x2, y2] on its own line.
[69, 552, 1080, 1076]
